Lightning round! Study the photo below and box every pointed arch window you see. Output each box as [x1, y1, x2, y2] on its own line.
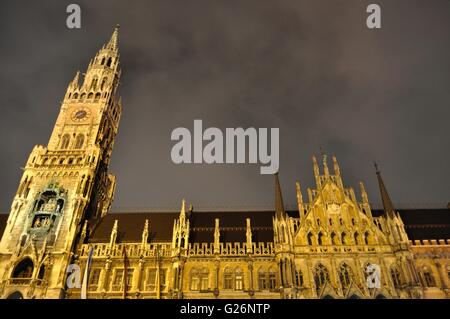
[339, 264, 352, 290]
[91, 78, 98, 90]
[331, 232, 340, 245]
[314, 264, 330, 293]
[391, 266, 402, 288]
[295, 268, 304, 287]
[364, 231, 373, 245]
[317, 232, 324, 245]
[75, 134, 85, 149]
[307, 232, 314, 246]
[101, 77, 108, 90]
[12, 258, 34, 279]
[61, 134, 70, 149]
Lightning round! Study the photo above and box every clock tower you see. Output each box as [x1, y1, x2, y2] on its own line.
[0, 26, 122, 299]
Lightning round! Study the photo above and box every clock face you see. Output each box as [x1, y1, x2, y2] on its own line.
[71, 108, 91, 122]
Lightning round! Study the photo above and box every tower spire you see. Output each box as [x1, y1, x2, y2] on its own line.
[275, 173, 286, 219]
[374, 162, 395, 218]
[106, 24, 120, 51]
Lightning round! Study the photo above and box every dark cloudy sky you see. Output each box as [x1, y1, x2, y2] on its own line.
[0, 0, 449, 212]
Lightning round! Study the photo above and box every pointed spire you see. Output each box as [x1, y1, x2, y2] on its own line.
[141, 219, 149, 249]
[296, 182, 305, 221]
[307, 187, 313, 203]
[110, 220, 118, 247]
[214, 218, 220, 253]
[323, 154, 330, 176]
[359, 182, 369, 204]
[106, 24, 120, 51]
[180, 199, 186, 224]
[332, 156, 341, 176]
[374, 162, 396, 218]
[275, 173, 286, 219]
[312, 156, 321, 187]
[246, 218, 253, 253]
[71, 71, 80, 88]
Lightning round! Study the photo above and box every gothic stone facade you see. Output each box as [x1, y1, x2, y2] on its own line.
[0, 27, 448, 299]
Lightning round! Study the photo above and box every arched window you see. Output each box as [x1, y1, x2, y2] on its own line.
[61, 134, 70, 149]
[295, 269, 304, 287]
[101, 78, 107, 90]
[364, 231, 373, 245]
[223, 268, 233, 290]
[331, 232, 340, 245]
[73, 93, 78, 99]
[190, 268, 200, 291]
[268, 268, 277, 289]
[307, 232, 314, 246]
[12, 258, 34, 278]
[200, 268, 209, 291]
[258, 268, 267, 290]
[314, 264, 330, 293]
[91, 78, 98, 90]
[95, 92, 101, 100]
[75, 134, 84, 149]
[423, 268, 436, 287]
[235, 268, 244, 290]
[391, 266, 402, 288]
[87, 92, 94, 99]
[339, 264, 352, 290]
[80, 93, 86, 100]
[107, 57, 112, 67]
[101, 57, 105, 65]
[317, 232, 324, 245]
[342, 232, 350, 245]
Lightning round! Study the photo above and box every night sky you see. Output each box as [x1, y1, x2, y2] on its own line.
[0, 0, 449, 212]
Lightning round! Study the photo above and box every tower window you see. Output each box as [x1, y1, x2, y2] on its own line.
[61, 134, 70, 149]
[12, 258, 34, 279]
[91, 78, 98, 90]
[75, 134, 85, 149]
[107, 57, 112, 67]
[101, 78, 107, 90]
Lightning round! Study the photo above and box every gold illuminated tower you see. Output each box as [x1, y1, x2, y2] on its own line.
[0, 26, 122, 299]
